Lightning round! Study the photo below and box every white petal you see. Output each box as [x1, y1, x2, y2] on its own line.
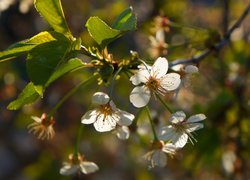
[81, 110, 98, 124]
[186, 123, 204, 132]
[184, 65, 199, 74]
[116, 126, 130, 140]
[172, 132, 188, 148]
[93, 114, 116, 132]
[158, 126, 177, 141]
[187, 114, 206, 123]
[162, 143, 177, 155]
[129, 86, 151, 108]
[169, 111, 186, 124]
[109, 100, 117, 111]
[130, 70, 150, 85]
[80, 161, 99, 174]
[151, 57, 169, 78]
[160, 73, 181, 91]
[151, 150, 167, 167]
[92, 92, 110, 105]
[31, 116, 42, 123]
[60, 163, 79, 176]
[117, 110, 135, 126]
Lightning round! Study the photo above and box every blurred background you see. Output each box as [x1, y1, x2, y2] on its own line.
[0, 0, 250, 179]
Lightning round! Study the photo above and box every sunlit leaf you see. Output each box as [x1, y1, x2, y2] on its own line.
[86, 17, 121, 48]
[26, 32, 71, 86]
[34, 0, 73, 39]
[0, 31, 59, 62]
[112, 6, 136, 31]
[7, 83, 41, 110]
[46, 58, 85, 85]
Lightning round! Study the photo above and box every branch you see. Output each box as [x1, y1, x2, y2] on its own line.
[169, 4, 250, 67]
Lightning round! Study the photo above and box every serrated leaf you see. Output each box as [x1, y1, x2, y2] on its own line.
[46, 58, 85, 85]
[34, 0, 73, 39]
[86, 17, 121, 48]
[26, 33, 71, 86]
[7, 82, 41, 110]
[0, 31, 59, 62]
[112, 7, 136, 31]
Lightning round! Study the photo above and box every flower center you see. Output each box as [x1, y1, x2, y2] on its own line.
[99, 104, 113, 116]
[152, 140, 164, 150]
[146, 77, 160, 91]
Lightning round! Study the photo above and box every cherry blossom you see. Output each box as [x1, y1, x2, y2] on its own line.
[130, 57, 181, 108]
[144, 141, 177, 168]
[60, 153, 99, 176]
[81, 92, 135, 132]
[158, 111, 206, 148]
[27, 113, 55, 140]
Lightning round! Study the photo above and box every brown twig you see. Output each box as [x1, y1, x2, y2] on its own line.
[169, 4, 250, 67]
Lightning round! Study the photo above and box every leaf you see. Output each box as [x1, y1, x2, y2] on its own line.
[0, 31, 59, 62]
[7, 83, 41, 110]
[86, 17, 121, 48]
[26, 33, 71, 86]
[46, 58, 85, 86]
[112, 7, 136, 31]
[34, 0, 73, 39]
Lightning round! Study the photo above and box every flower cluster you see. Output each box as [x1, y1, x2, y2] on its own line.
[144, 111, 206, 167]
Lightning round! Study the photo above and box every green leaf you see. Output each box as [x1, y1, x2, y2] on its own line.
[0, 31, 59, 62]
[46, 58, 85, 86]
[34, 0, 73, 39]
[7, 82, 41, 110]
[112, 7, 136, 31]
[26, 32, 71, 86]
[86, 17, 121, 48]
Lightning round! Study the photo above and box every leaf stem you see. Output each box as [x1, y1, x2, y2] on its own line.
[155, 93, 174, 114]
[109, 66, 123, 97]
[74, 125, 84, 156]
[145, 106, 158, 141]
[48, 76, 96, 117]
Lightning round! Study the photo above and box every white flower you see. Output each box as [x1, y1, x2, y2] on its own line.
[116, 126, 130, 140]
[144, 141, 177, 168]
[60, 153, 99, 176]
[130, 57, 181, 108]
[27, 113, 55, 140]
[81, 92, 135, 132]
[158, 111, 206, 148]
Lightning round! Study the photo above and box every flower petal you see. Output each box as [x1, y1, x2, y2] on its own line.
[162, 143, 177, 155]
[187, 114, 206, 123]
[117, 110, 134, 126]
[129, 86, 151, 108]
[160, 73, 181, 91]
[31, 116, 42, 123]
[184, 65, 199, 74]
[186, 123, 204, 132]
[92, 92, 110, 105]
[80, 161, 99, 174]
[60, 163, 79, 176]
[130, 70, 150, 85]
[169, 111, 186, 124]
[158, 126, 177, 141]
[151, 150, 167, 167]
[93, 114, 116, 132]
[172, 132, 188, 148]
[81, 110, 98, 124]
[116, 126, 130, 140]
[151, 57, 169, 78]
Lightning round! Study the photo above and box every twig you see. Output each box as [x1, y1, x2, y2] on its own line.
[169, 4, 250, 67]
